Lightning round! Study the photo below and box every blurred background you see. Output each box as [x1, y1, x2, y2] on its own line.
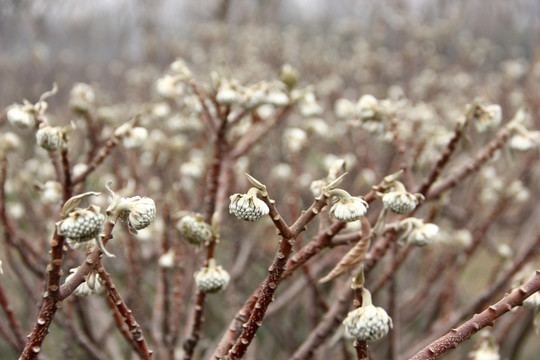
[1, 0, 539, 110]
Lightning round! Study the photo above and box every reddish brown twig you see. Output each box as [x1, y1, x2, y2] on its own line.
[97, 262, 154, 360]
[416, 121, 464, 196]
[426, 121, 514, 200]
[226, 193, 331, 359]
[409, 270, 540, 360]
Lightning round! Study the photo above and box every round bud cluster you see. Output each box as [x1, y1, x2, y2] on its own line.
[58, 206, 105, 243]
[69, 83, 96, 114]
[36, 124, 63, 152]
[194, 259, 230, 294]
[408, 223, 439, 247]
[329, 197, 368, 222]
[474, 104, 502, 132]
[382, 191, 419, 214]
[65, 268, 104, 297]
[6, 104, 36, 129]
[122, 127, 148, 149]
[177, 214, 213, 245]
[343, 289, 392, 341]
[229, 193, 269, 221]
[125, 196, 156, 233]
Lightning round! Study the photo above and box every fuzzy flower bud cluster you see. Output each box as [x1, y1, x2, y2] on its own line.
[124, 197, 156, 233]
[229, 189, 269, 221]
[343, 288, 393, 341]
[194, 258, 230, 294]
[69, 83, 96, 114]
[36, 124, 64, 151]
[64, 267, 104, 297]
[122, 127, 148, 149]
[329, 189, 368, 222]
[379, 180, 423, 215]
[396, 218, 439, 246]
[472, 103, 502, 132]
[0, 132, 21, 153]
[106, 184, 157, 235]
[6, 103, 36, 129]
[58, 205, 105, 244]
[177, 213, 213, 245]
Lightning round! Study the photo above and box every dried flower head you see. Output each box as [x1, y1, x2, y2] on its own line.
[58, 206, 104, 243]
[229, 188, 269, 221]
[194, 258, 230, 294]
[343, 288, 393, 341]
[177, 214, 213, 245]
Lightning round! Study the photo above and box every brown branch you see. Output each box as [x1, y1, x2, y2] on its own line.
[409, 270, 540, 360]
[183, 114, 228, 360]
[97, 262, 154, 360]
[226, 193, 330, 359]
[0, 277, 25, 350]
[426, 121, 514, 200]
[416, 121, 464, 196]
[230, 105, 292, 159]
[72, 137, 118, 185]
[19, 228, 67, 360]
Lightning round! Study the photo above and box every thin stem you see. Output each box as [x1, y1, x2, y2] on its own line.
[97, 262, 154, 360]
[409, 270, 540, 360]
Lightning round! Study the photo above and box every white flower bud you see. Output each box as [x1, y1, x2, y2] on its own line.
[474, 104, 502, 132]
[265, 87, 289, 106]
[382, 191, 419, 214]
[6, 104, 36, 129]
[65, 268, 104, 296]
[299, 92, 323, 117]
[329, 196, 368, 222]
[177, 214, 213, 245]
[357, 94, 379, 120]
[0, 132, 21, 152]
[41, 181, 63, 204]
[158, 249, 175, 268]
[508, 131, 540, 151]
[283, 128, 308, 154]
[408, 223, 439, 246]
[229, 192, 269, 221]
[279, 63, 298, 89]
[58, 206, 105, 243]
[124, 196, 156, 233]
[216, 81, 240, 105]
[122, 127, 148, 149]
[335, 98, 357, 119]
[194, 259, 230, 293]
[69, 83, 95, 113]
[242, 83, 268, 109]
[170, 58, 192, 79]
[36, 124, 63, 151]
[343, 288, 392, 341]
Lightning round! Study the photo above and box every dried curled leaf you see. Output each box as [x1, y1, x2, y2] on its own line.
[319, 217, 371, 283]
